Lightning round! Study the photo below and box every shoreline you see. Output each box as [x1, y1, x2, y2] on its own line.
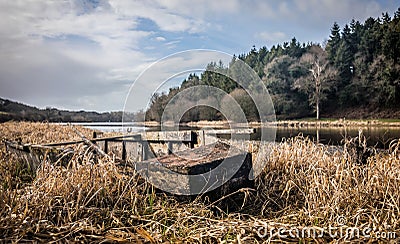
[133, 119, 400, 128]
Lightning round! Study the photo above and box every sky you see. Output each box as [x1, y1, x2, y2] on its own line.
[0, 0, 398, 112]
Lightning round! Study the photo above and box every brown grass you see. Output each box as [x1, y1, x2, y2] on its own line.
[0, 121, 94, 144]
[0, 122, 399, 242]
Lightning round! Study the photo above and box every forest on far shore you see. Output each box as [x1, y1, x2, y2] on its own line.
[146, 9, 400, 121]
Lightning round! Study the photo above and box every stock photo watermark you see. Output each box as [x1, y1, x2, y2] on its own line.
[123, 49, 276, 195]
[256, 216, 397, 240]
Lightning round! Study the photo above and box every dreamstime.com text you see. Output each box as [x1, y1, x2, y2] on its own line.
[256, 225, 397, 240]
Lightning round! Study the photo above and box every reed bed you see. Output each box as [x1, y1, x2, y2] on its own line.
[0, 121, 93, 144]
[252, 136, 400, 240]
[0, 122, 399, 242]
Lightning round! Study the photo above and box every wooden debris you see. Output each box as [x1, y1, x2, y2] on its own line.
[70, 125, 109, 158]
[136, 141, 253, 196]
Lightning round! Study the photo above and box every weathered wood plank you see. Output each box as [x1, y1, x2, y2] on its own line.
[41, 134, 141, 147]
[143, 131, 194, 142]
[71, 126, 109, 158]
[136, 141, 253, 196]
[204, 128, 255, 135]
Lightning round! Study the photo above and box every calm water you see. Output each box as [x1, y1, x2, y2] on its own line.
[64, 122, 147, 133]
[68, 122, 198, 133]
[75, 122, 400, 149]
[261, 126, 400, 149]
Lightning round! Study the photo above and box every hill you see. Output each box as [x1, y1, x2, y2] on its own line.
[0, 98, 134, 122]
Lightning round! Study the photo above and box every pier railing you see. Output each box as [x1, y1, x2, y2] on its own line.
[4, 128, 254, 168]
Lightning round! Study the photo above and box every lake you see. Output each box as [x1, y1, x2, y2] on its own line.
[264, 126, 400, 149]
[63, 122, 147, 133]
[73, 122, 400, 149]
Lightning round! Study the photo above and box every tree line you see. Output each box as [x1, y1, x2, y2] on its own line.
[0, 98, 136, 122]
[147, 9, 400, 121]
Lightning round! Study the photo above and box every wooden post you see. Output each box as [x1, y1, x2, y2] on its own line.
[104, 140, 108, 154]
[168, 141, 173, 155]
[92, 132, 98, 159]
[190, 131, 196, 148]
[142, 142, 149, 161]
[122, 141, 126, 161]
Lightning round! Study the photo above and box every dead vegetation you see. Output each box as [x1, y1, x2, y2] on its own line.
[0, 122, 399, 242]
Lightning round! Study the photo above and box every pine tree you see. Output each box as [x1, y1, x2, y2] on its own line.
[244, 45, 258, 68]
[335, 24, 354, 87]
[394, 7, 400, 20]
[350, 19, 362, 54]
[288, 37, 304, 58]
[326, 22, 341, 64]
[382, 12, 400, 65]
[382, 12, 391, 24]
[359, 17, 378, 63]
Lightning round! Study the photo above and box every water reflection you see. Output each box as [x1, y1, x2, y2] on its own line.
[253, 126, 400, 149]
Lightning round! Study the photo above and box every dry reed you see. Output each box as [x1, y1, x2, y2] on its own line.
[0, 122, 399, 242]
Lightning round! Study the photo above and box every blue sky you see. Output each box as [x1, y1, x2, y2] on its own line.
[0, 0, 398, 112]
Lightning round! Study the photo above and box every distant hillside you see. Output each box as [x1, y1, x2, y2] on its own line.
[0, 98, 135, 122]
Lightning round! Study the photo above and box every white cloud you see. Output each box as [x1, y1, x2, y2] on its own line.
[0, 0, 155, 111]
[289, 0, 387, 27]
[236, 0, 391, 31]
[164, 40, 181, 49]
[247, 0, 394, 47]
[256, 31, 287, 43]
[155, 0, 240, 17]
[124, 50, 233, 112]
[107, 0, 208, 33]
[0, 0, 242, 111]
[155, 36, 166, 41]
[0, 0, 397, 112]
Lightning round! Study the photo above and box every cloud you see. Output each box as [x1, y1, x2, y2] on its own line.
[164, 40, 181, 49]
[0, 0, 397, 112]
[0, 0, 243, 111]
[273, 0, 389, 28]
[107, 0, 207, 33]
[0, 0, 155, 111]
[291, 0, 380, 22]
[155, 36, 166, 42]
[246, 0, 395, 48]
[255, 31, 287, 43]
[124, 50, 233, 113]
[155, 0, 240, 17]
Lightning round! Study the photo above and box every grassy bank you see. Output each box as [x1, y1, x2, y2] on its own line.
[1, 122, 399, 242]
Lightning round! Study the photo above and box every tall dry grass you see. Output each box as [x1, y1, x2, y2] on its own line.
[0, 122, 399, 242]
[252, 136, 400, 237]
[0, 121, 93, 145]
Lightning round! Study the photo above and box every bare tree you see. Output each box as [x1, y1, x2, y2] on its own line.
[293, 45, 337, 120]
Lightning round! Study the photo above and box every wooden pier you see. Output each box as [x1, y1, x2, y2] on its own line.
[136, 141, 253, 196]
[4, 128, 255, 195]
